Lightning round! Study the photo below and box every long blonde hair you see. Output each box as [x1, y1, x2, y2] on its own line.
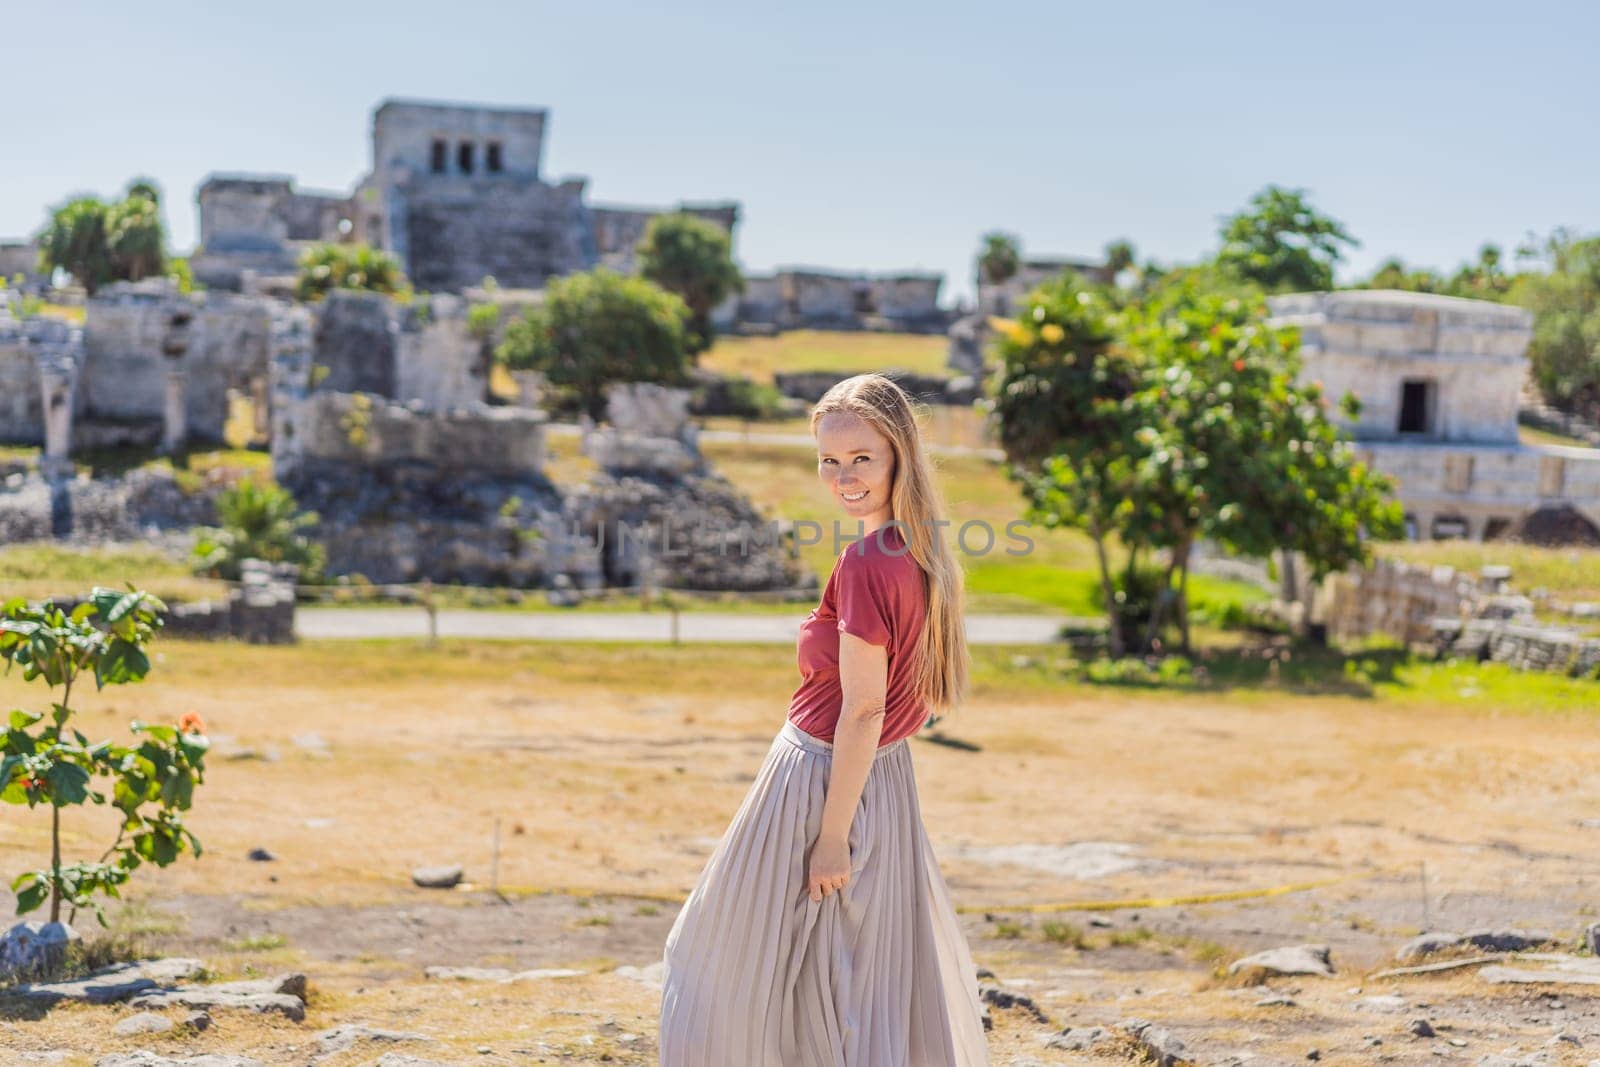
[810, 373, 970, 713]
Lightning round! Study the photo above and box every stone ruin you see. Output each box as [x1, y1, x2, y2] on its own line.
[1317, 557, 1600, 678]
[1268, 290, 1600, 543]
[729, 269, 949, 334]
[0, 274, 803, 597]
[190, 99, 741, 297]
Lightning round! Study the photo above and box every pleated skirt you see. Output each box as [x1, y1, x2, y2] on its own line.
[659, 720, 990, 1066]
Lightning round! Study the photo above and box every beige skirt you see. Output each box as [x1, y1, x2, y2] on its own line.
[659, 719, 990, 1066]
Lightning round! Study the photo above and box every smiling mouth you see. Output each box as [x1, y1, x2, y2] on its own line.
[841, 488, 868, 503]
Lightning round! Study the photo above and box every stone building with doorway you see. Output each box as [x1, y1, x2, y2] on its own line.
[1267, 289, 1600, 542]
[190, 98, 740, 294]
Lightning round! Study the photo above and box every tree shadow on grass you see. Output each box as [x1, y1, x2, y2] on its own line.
[1055, 640, 1411, 699]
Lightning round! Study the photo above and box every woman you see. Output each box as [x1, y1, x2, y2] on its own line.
[659, 373, 989, 1066]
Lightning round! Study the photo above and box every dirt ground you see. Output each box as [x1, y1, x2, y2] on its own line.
[2, 638, 1598, 1065]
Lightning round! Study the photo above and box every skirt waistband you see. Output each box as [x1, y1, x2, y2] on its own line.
[780, 719, 907, 762]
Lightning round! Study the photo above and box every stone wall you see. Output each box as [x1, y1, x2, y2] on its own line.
[370, 100, 548, 186]
[399, 179, 595, 291]
[1319, 557, 1600, 677]
[978, 257, 1115, 317]
[1267, 290, 1532, 444]
[868, 274, 943, 327]
[1353, 440, 1600, 541]
[291, 391, 546, 476]
[0, 314, 84, 452]
[309, 290, 484, 411]
[591, 201, 740, 274]
[79, 281, 271, 445]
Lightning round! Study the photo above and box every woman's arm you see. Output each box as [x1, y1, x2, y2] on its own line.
[805, 631, 888, 902]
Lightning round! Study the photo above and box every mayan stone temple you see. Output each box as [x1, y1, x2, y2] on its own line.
[1267, 289, 1600, 542]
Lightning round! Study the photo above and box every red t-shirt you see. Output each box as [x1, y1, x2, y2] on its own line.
[787, 525, 930, 746]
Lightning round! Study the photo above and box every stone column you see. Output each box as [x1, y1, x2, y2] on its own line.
[36, 355, 79, 468]
[159, 307, 194, 455]
[162, 367, 188, 454]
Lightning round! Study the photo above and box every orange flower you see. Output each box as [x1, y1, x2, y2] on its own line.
[179, 712, 206, 735]
[1232, 359, 1246, 372]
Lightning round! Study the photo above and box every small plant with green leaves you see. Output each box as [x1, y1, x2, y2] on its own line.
[190, 480, 324, 582]
[0, 589, 208, 927]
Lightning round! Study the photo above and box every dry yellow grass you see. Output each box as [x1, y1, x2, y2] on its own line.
[2, 638, 1597, 1063]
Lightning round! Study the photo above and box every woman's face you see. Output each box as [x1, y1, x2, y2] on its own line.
[815, 411, 896, 529]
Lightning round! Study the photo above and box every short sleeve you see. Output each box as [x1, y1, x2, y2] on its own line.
[834, 548, 894, 647]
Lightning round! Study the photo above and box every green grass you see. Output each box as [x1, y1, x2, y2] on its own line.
[1381, 539, 1600, 604]
[1519, 424, 1599, 449]
[0, 543, 226, 604]
[975, 639, 1599, 712]
[700, 330, 950, 385]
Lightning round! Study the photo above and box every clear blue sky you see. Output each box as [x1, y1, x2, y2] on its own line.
[8, 1, 1595, 302]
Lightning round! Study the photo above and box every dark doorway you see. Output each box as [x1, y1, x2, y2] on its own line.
[1398, 379, 1433, 434]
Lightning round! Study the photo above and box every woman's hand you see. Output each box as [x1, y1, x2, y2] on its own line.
[805, 832, 852, 903]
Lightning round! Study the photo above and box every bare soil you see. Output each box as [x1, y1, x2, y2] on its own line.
[1, 639, 1597, 1065]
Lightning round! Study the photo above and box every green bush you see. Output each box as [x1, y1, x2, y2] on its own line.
[191, 481, 323, 582]
[295, 243, 406, 302]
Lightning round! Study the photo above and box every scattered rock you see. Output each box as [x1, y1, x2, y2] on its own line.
[0, 920, 81, 979]
[1255, 994, 1297, 1007]
[1410, 1018, 1437, 1038]
[1480, 958, 1600, 987]
[184, 1009, 212, 1032]
[1043, 1025, 1108, 1051]
[129, 987, 306, 1021]
[11, 957, 206, 1005]
[424, 965, 511, 981]
[1357, 994, 1408, 1012]
[198, 972, 307, 999]
[1586, 922, 1600, 957]
[373, 1057, 451, 1067]
[613, 961, 665, 989]
[1398, 929, 1556, 962]
[1227, 944, 1335, 979]
[1122, 1018, 1189, 1067]
[114, 1011, 174, 1035]
[411, 865, 463, 889]
[314, 1024, 434, 1057]
[246, 847, 276, 862]
[507, 968, 586, 981]
[979, 985, 1050, 1025]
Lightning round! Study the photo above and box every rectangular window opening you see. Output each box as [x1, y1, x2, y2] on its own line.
[486, 141, 503, 173]
[458, 141, 475, 174]
[1398, 379, 1434, 435]
[430, 139, 447, 174]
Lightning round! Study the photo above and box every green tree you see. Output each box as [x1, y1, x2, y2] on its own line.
[191, 481, 324, 582]
[104, 194, 165, 284]
[36, 181, 170, 293]
[1, 589, 207, 928]
[1513, 229, 1600, 411]
[977, 231, 1021, 286]
[1216, 185, 1358, 293]
[636, 213, 742, 356]
[37, 198, 113, 293]
[496, 268, 692, 419]
[1103, 239, 1137, 279]
[295, 243, 406, 302]
[993, 267, 1402, 656]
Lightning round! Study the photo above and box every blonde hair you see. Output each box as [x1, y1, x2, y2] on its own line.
[809, 373, 970, 712]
